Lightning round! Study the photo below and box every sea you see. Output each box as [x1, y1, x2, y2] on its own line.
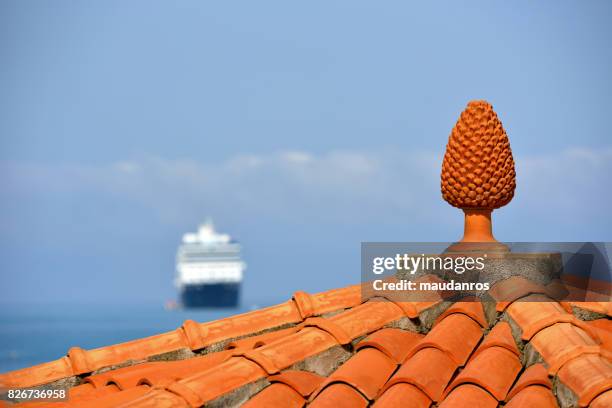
[0, 302, 270, 374]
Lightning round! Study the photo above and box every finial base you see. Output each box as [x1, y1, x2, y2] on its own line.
[461, 209, 495, 242]
[446, 209, 509, 253]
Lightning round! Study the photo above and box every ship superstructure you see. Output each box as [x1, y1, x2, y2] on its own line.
[175, 220, 245, 308]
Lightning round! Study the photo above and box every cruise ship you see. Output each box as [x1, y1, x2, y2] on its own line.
[175, 220, 245, 308]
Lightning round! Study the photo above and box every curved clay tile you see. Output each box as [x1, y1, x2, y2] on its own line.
[556, 354, 612, 407]
[355, 328, 423, 364]
[529, 322, 600, 374]
[326, 301, 405, 340]
[299, 317, 353, 345]
[569, 302, 612, 317]
[307, 284, 363, 315]
[470, 321, 519, 361]
[60, 383, 121, 406]
[241, 383, 305, 408]
[586, 319, 612, 352]
[433, 301, 488, 329]
[225, 327, 300, 350]
[444, 346, 521, 401]
[506, 298, 571, 340]
[505, 385, 558, 408]
[489, 276, 549, 311]
[268, 370, 324, 397]
[309, 348, 396, 401]
[384, 347, 457, 401]
[166, 357, 266, 406]
[438, 384, 497, 408]
[591, 390, 612, 408]
[81, 351, 235, 392]
[0, 285, 366, 390]
[405, 313, 482, 366]
[308, 383, 368, 408]
[75, 385, 156, 408]
[372, 383, 431, 408]
[251, 327, 337, 371]
[505, 363, 552, 401]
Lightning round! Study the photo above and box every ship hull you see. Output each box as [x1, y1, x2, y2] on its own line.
[180, 282, 240, 308]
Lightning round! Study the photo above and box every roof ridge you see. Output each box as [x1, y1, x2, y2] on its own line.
[0, 284, 362, 389]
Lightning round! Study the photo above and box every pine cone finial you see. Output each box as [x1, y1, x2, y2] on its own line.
[441, 100, 516, 243]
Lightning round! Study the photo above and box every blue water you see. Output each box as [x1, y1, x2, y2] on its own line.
[0, 303, 266, 374]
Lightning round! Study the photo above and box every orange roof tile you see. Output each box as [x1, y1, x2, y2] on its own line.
[568, 301, 612, 317]
[433, 300, 488, 328]
[444, 346, 521, 400]
[470, 321, 519, 360]
[309, 347, 395, 401]
[556, 353, 612, 407]
[371, 383, 431, 408]
[591, 390, 612, 408]
[404, 313, 482, 365]
[241, 383, 304, 408]
[438, 384, 497, 408]
[489, 276, 549, 311]
[529, 322, 603, 374]
[308, 383, 368, 408]
[354, 328, 423, 363]
[267, 370, 324, 397]
[2, 281, 611, 408]
[505, 385, 558, 408]
[505, 363, 552, 401]
[586, 319, 612, 352]
[383, 347, 457, 401]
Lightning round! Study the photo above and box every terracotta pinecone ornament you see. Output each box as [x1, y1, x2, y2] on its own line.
[441, 100, 516, 243]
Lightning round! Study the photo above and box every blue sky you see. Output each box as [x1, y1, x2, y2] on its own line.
[1, 1, 611, 305]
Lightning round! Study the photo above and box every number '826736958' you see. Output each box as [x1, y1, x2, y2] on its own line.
[1, 388, 68, 402]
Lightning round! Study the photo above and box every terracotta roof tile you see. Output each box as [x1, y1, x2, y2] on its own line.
[444, 346, 521, 400]
[505, 363, 552, 401]
[246, 327, 338, 372]
[505, 385, 559, 408]
[116, 388, 187, 408]
[323, 300, 404, 340]
[470, 321, 519, 360]
[69, 382, 107, 397]
[83, 350, 233, 391]
[308, 383, 368, 408]
[294, 285, 362, 316]
[433, 301, 488, 328]
[568, 301, 612, 317]
[437, 384, 497, 408]
[165, 357, 266, 406]
[310, 347, 395, 401]
[355, 328, 423, 363]
[371, 383, 431, 408]
[77, 385, 155, 408]
[383, 347, 457, 401]
[75, 300, 407, 407]
[529, 322, 602, 374]
[225, 327, 300, 350]
[267, 370, 324, 397]
[591, 390, 612, 408]
[556, 353, 612, 407]
[2, 281, 611, 408]
[0, 286, 362, 389]
[405, 313, 482, 366]
[241, 383, 304, 408]
[489, 276, 549, 311]
[505, 296, 574, 340]
[586, 319, 612, 352]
